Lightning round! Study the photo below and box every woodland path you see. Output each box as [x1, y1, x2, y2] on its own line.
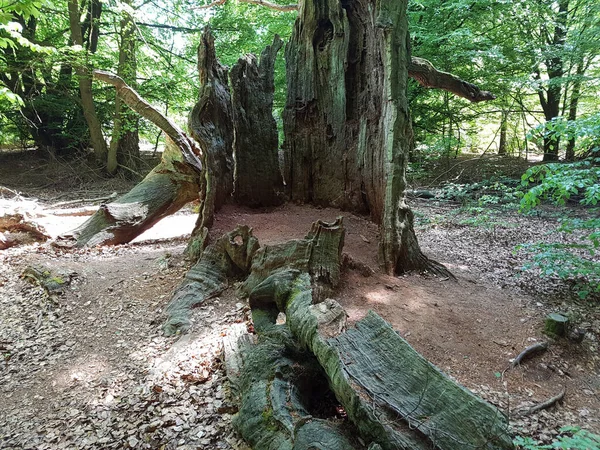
[1, 196, 599, 449]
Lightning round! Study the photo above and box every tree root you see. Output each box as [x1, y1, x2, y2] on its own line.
[510, 342, 549, 368]
[513, 389, 566, 417]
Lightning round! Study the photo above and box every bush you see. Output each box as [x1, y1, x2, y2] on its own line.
[518, 160, 600, 299]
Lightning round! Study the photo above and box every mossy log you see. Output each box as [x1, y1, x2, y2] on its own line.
[231, 35, 284, 207]
[186, 26, 235, 258]
[232, 219, 513, 450]
[228, 325, 363, 450]
[57, 139, 200, 247]
[163, 225, 259, 335]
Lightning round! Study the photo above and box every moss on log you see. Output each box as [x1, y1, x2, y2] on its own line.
[283, 0, 449, 277]
[163, 225, 259, 335]
[236, 219, 513, 450]
[545, 313, 569, 338]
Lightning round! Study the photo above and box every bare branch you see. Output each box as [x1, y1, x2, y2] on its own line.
[93, 70, 203, 172]
[195, 0, 298, 12]
[408, 56, 496, 103]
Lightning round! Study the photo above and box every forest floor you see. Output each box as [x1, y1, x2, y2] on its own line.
[1, 152, 599, 449]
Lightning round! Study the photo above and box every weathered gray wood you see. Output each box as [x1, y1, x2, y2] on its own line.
[186, 26, 235, 258]
[231, 35, 284, 207]
[57, 138, 200, 248]
[163, 226, 259, 335]
[238, 219, 512, 450]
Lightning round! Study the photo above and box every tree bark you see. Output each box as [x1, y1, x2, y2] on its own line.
[57, 72, 203, 247]
[565, 60, 584, 161]
[498, 110, 508, 155]
[186, 26, 235, 259]
[231, 219, 513, 450]
[67, 0, 108, 164]
[283, 0, 448, 276]
[231, 35, 285, 207]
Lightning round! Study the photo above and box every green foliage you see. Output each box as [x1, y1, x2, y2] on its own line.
[519, 160, 600, 298]
[520, 160, 600, 211]
[528, 113, 600, 159]
[514, 426, 600, 449]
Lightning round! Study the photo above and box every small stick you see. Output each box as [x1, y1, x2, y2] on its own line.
[511, 341, 548, 367]
[515, 388, 566, 417]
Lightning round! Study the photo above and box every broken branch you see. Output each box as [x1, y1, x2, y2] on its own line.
[195, 0, 298, 12]
[510, 341, 549, 368]
[515, 388, 566, 417]
[93, 70, 203, 172]
[409, 56, 496, 103]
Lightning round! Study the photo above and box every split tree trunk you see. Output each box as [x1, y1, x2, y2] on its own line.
[227, 219, 514, 450]
[231, 35, 285, 207]
[283, 0, 447, 275]
[57, 72, 203, 247]
[186, 26, 235, 258]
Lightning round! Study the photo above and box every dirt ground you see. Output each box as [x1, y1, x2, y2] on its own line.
[1, 154, 599, 449]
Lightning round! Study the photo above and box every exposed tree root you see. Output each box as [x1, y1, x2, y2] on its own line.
[514, 389, 566, 418]
[510, 342, 549, 368]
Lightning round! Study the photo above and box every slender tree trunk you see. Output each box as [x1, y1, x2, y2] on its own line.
[108, 1, 139, 176]
[565, 61, 584, 161]
[498, 110, 508, 155]
[67, 0, 108, 164]
[284, 0, 449, 275]
[539, 0, 569, 162]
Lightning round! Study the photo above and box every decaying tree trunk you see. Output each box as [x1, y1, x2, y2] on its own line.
[283, 0, 448, 275]
[202, 219, 514, 450]
[57, 72, 203, 247]
[186, 27, 236, 258]
[0, 214, 49, 249]
[231, 35, 285, 207]
[163, 225, 259, 335]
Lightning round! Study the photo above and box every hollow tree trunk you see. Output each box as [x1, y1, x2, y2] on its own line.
[228, 219, 514, 450]
[283, 0, 446, 275]
[57, 72, 203, 247]
[231, 35, 285, 207]
[186, 26, 235, 258]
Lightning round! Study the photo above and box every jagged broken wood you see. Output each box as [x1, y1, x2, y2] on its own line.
[0, 214, 49, 249]
[186, 26, 235, 258]
[231, 34, 285, 207]
[226, 219, 514, 450]
[163, 226, 259, 335]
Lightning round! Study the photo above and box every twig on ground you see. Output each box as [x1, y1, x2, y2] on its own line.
[514, 388, 566, 417]
[50, 192, 118, 208]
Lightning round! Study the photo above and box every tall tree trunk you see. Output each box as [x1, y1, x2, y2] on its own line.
[498, 110, 508, 155]
[231, 35, 284, 207]
[283, 0, 448, 275]
[565, 60, 584, 161]
[539, 0, 569, 162]
[67, 0, 108, 164]
[108, 1, 139, 176]
[185, 27, 235, 258]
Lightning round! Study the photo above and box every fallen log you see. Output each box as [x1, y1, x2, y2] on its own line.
[232, 219, 513, 450]
[0, 214, 49, 249]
